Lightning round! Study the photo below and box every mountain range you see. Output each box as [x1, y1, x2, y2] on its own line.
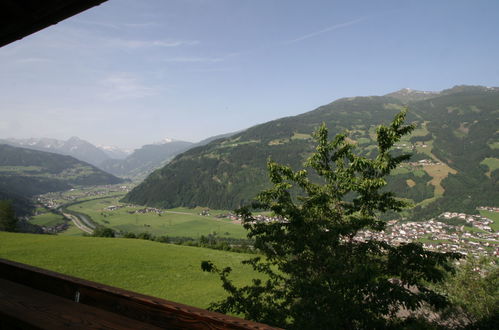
[1, 137, 114, 168]
[99, 140, 195, 179]
[1, 133, 238, 180]
[123, 85, 499, 220]
[0, 144, 124, 214]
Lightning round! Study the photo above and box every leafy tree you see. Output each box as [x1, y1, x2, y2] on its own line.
[92, 226, 115, 237]
[0, 200, 18, 232]
[437, 256, 498, 329]
[202, 110, 461, 329]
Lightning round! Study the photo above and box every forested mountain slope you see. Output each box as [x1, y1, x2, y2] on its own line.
[124, 86, 499, 219]
[0, 144, 124, 208]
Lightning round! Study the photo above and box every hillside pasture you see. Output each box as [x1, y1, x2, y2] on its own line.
[423, 163, 457, 197]
[480, 157, 499, 177]
[0, 232, 257, 308]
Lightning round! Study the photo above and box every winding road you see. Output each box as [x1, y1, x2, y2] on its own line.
[62, 212, 94, 234]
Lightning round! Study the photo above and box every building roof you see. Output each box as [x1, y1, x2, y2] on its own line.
[0, 0, 108, 47]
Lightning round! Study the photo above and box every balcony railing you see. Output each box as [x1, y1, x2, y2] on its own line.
[0, 258, 280, 329]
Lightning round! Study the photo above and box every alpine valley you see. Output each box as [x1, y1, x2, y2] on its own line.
[123, 85, 499, 220]
[0, 144, 124, 214]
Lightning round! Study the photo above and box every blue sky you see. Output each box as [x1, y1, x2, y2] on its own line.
[1, 0, 498, 148]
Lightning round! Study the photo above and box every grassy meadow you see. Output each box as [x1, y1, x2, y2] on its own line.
[30, 211, 66, 227]
[0, 232, 258, 308]
[66, 196, 248, 238]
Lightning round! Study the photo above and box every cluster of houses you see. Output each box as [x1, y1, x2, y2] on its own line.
[216, 213, 284, 224]
[477, 206, 499, 212]
[440, 212, 494, 232]
[394, 141, 429, 150]
[407, 159, 441, 167]
[36, 195, 61, 209]
[105, 205, 126, 211]
[199, 209, 210, 216]
[40, 222, 69, 234]
[128, 207, 164, 215]
[354, 213, 498, 257]
[221, 208, 497, 257]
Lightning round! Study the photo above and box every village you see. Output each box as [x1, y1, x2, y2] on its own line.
[354, 211, 498, 257]
[219, 210, 498, 257]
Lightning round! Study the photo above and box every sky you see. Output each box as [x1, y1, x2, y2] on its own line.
[1, 0, 498, 149]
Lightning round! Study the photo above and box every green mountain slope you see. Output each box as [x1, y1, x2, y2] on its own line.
[0, 144, 124, 208]
[124, 86, 499, 219]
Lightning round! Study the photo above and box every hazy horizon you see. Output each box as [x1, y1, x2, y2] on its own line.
[1, 0, 498, 148]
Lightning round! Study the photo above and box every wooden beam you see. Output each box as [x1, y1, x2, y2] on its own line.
[0, 258, 281, 329]
[0, 0, 108, 47]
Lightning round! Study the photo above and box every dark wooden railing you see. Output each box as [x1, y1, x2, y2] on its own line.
[0, 258, 281, 329]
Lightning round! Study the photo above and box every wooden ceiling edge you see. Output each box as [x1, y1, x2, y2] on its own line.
[0, 0, 108, 47]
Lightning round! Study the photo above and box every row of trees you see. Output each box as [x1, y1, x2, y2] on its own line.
[91, 226, 255, 253]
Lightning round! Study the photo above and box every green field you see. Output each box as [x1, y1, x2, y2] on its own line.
[479, 210, 499, 231]
[0, 232, 258, 308]
[30, 211, 66, 227]
[66, 197, 248, 238]
[480, 157, 499, 177]
[58, 221, 85, 236]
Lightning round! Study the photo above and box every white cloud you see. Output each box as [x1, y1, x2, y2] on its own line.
[99, 73, 158, 101]
[284, 18, 364, 44]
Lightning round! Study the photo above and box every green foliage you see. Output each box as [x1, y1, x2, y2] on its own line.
[203, 111, 461, 329]
[436, 256, 499, 328]
[0, 200, 18, 232]
[0, 190, 33, 216]
[110, 229, 255, 254]
[92, 226, 116, 237]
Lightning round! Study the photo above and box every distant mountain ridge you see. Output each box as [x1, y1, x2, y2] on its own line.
[124, 85, 499, 220]
[98, 133, 239, 179]
[384, 88, 439, 102]
[0, 144, 124, 214]
[1, 133, 239, 180]
[385, 85, 499, 102]
[100, 140, 195, 179]
[1, 136, 112, 168]
[97, 145, 132, 159]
